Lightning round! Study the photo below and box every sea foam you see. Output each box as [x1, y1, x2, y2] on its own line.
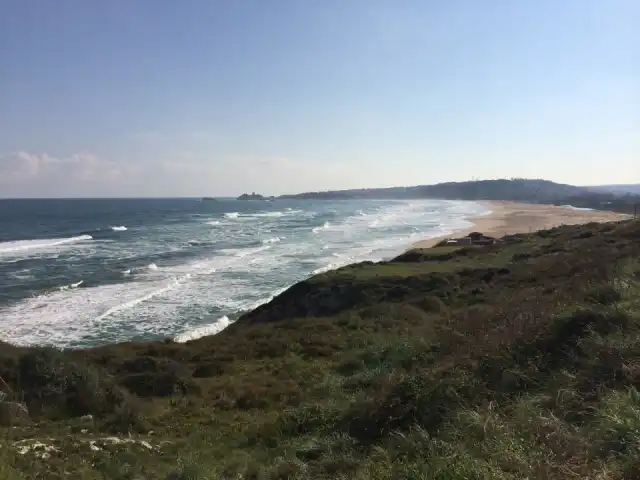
[173, 316, 232, 343]
[0, 235, 93, 255]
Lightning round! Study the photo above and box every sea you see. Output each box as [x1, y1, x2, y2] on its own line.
[0, 198, 489, 348]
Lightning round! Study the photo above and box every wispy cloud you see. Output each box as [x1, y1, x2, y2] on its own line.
[0, 151, 122, 181]
[1, 149, 397, 197]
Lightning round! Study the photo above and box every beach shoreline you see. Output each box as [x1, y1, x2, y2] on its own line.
[411, 201, 631, 250]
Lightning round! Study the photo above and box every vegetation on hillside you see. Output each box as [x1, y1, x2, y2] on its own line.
[2, 219, 640, 478]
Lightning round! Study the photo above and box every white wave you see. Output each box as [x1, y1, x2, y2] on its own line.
[147, 263, 158, 270]
[206, 220, 220, 226]
[0, 248, 269, 346]
[250, 211, 283, 218]
[312, 263, 337, 275]
[0, 235, 93, 255]
[59, 280, 83, 291]
[224, 212, 239, 219]
[561, 205, 594, 211]
[94, 274, 192, 322]
[122, 269, 131, 276]
[173, 316, 232, 343]
[219, 245, 271, 259]
[262, 237, 281, 244]
[312, 221, 330, 234]
[110, 226, 127, 231]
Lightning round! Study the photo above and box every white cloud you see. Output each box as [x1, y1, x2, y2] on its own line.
[0, 149, 417, 198]
[0, 151, 132, 197]
[0, 151, 122, 181]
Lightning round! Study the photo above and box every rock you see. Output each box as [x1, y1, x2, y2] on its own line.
[0, 401, 31, 426]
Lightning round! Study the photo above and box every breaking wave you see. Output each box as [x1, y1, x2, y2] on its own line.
[173, 316, 232, 343]
[0, 235, 93, 255]
[262, 237, 282, 244]
[312, 221, 330, 234]
[59, 280, 83, 291]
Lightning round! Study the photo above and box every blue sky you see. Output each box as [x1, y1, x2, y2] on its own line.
[1, 0, 638, 197]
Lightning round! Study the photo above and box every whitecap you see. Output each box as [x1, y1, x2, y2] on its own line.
[58, 280, 83, 292]
[262, 237, 281, 244]
[173, 316, 232, 343]
[312, 263, 337, 275]
[110, 226, 127, 231]
[206, 220, 220, 226]
[94, 273, 192, 322]
[249, 211, 283, 218]
[0, 235, 93, 255]
[312, 221, 330, 234]
[147, 263, 158, 270]
[224, 212, 239, 219]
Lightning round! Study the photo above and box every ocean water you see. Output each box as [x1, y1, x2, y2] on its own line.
[0, 198, 489, 348]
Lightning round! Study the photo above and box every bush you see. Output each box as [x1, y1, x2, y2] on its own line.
[16, 349, 130, 420]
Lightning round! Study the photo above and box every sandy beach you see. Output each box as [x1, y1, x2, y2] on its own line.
[412, 201, 631, 249]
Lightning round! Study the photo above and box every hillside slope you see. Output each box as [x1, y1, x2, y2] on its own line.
[2, 220, 640, 478]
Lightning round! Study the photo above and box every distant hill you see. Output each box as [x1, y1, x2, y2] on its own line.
[279, 178, 640, 214]
[279, 179, 585, 203]
[587, 184, 640, 195]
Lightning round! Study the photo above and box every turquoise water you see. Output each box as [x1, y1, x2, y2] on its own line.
[0, 198, 489, 347]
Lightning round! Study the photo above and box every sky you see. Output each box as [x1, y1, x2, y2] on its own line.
[0, 0, 638, 198]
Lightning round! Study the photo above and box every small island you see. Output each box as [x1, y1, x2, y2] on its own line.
[201, 197, 218, 202]
[236, 192, 274, 201]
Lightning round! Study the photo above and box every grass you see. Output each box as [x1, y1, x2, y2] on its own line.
[2, 220, 640, 478]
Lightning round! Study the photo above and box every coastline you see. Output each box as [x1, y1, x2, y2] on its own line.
[411, 201, 631, 249]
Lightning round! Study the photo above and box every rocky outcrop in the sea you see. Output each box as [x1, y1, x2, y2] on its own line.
[237, 192, 274, 200]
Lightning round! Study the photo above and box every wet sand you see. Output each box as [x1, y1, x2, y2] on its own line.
[412, 201, 631, 249]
